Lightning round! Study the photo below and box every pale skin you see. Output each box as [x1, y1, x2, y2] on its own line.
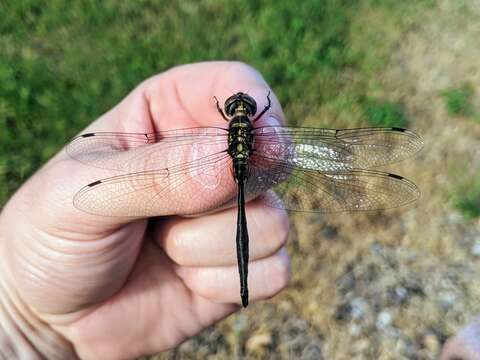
[440, 317, 480, 360]
[0, 62, 291, 359]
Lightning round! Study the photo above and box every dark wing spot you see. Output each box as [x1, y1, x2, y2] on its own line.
[81, 133, 96, 138]
[391, 127, 406, 132]
[88, 180, 102, 187]
[388, 173, 404, 180]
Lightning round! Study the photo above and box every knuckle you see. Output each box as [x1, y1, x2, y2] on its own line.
[262, 207, 290, 250]
[165, 231, 189, 265]
[186, 267, 226, 301]
[181, 267, 212, 298]
[193, 276, 213, 298]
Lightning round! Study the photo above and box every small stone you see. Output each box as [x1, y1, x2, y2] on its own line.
[471, 242, 480, 257]
[246, 332, 272, 353]
[423, 333, 440, 354]
[350, 298, 368, 319]
[377, 311, 393, 328]
[370, 243, 383, 256]
[349, 323, 362, 336]
[395, 286, 408, 300]
[389, 286, 409, 304]
[439, 291, 456, 308]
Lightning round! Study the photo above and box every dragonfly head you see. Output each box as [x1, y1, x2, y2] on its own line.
[225, 92, 257, 117]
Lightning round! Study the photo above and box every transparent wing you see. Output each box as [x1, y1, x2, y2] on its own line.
[247, 154, 420, 212]
[73, 151, 236, 216]
[69, 125, 421, 216]
[252, 126, 423, 171]
[66, 127, 229, 172]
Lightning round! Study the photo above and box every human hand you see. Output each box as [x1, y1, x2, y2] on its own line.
[0, 62, 291, 359]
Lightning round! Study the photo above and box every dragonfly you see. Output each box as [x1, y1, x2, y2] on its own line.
[67, 92, 423, 307]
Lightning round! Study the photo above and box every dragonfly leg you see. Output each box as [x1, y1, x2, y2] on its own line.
[213, 96, 229, 121]
[253, 91, 271, 122]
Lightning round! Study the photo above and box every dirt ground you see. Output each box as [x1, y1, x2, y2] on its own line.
[154, 1, 480, 359]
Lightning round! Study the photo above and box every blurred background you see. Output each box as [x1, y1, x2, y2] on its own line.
[1, 0, 479, 358]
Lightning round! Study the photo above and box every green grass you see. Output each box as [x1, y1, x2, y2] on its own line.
[453, 175, 480, 219]
[362, 98, 408, 128]
[0, 0, 435, 206]
[441, 84, 475, 117]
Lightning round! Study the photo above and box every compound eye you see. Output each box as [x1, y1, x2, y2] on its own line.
[242, 94, 257, 115]
[245, 101, 256, 116]
[224, 93, 241, 116]
[225, 100, 238, 116]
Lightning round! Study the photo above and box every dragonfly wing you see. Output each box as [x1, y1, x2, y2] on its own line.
[252, 126, 423, 170]
[248, 155, 420, 212]
[244, 153, 291, 201]
[73, 151, 235, 216]
[66, 127, 229, 172]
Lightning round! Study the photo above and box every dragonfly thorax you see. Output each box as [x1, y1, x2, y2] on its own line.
[228, 115, 254, 182]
